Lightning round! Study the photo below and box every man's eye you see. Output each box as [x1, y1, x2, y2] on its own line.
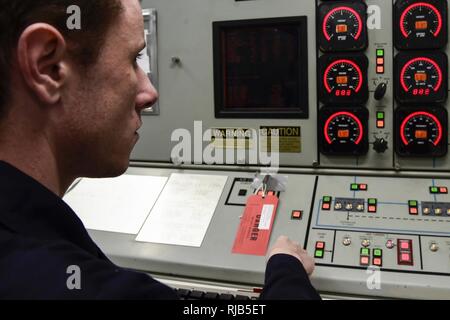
[136, 53, 144, 61]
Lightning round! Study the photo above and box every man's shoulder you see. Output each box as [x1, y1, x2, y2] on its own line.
[0, 228, 177, 300]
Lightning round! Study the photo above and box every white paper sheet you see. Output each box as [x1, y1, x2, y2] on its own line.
[135, 173, 228, 247]
[63, 175, 168, 234]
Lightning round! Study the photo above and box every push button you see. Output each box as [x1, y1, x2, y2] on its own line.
[291, 210, 303, 220]
[398, 239, 411, 251]
[315, 241, 325, 250]
[398, 252, 413, 265]
[373, 257, 382, 267]
[360, 256, 370, 266]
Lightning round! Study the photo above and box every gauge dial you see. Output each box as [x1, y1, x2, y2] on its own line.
[395, 107, 448, 157]
[400, 111, 442, 146]
[395, 52, 448, 104]
[324, 111, 363, 145]
[323, 7, 363, 42]
[400, 2, 442, 40]
[320, 107, 369, 156]
[400, 57, 442, 96]
[394, 0, 448, 49]
[318, 2, 368, 52]
[319, 54, 368, 104]
[324, 59, 363, 97]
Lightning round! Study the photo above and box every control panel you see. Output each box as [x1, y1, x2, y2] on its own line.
[81, 0, 450, 299]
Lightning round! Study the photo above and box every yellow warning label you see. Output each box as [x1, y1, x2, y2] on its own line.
[259, 126, 302, 153]
[210, 128, 254, 150]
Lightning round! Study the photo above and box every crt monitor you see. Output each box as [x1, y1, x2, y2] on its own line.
[213, 16, 309, 119]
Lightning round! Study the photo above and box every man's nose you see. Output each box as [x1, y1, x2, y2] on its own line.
[136, 69, 159, 112]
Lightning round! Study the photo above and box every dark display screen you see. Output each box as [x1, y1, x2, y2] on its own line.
[213, 17, 308, 118]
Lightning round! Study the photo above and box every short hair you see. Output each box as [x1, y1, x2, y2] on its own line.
[0, 0, 123, 116]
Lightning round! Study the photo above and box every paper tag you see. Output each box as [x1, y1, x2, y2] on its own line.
[232, 195, 279, 256]
[258, 204, 274, 230]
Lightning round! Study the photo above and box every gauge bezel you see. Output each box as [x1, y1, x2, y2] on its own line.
[319, 106, 369, 156]
[394, 52, 448, 104]
[319, 53, 369, 105]
[318, 1, 368, 52]
[395, 106, 448, 157]
[394, 0, 448, 50]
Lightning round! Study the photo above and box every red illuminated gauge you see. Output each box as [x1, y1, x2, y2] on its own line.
[400, 111, 442, 146]
[324, 59, 363, 96]
[400, 57, 442, 95]
[324, 111, 363, 145]
[395, 107, 448, 157]
[323, 7, 363, 41]
[394, 0, 448, 49]
[395, 52, 448, 104]
[319, 53, 368, 104]
[318, 2, 368, 52]
[320, 107, 369, 156]
[400, 2, 442, 39]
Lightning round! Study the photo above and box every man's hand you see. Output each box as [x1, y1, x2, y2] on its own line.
[267, 236, 315, 276]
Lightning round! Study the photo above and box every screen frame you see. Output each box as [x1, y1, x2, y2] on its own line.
[213, 16, 309, 119]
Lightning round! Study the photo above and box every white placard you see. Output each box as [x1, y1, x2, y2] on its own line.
[63, 175, 168, 234]
[135, 173, 228, 247]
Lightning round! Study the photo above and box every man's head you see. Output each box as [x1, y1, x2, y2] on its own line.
[0, 0, 157, 182]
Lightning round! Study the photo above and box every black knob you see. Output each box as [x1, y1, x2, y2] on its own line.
[374, 82, 387, 101]
[373, 138, 388, 153]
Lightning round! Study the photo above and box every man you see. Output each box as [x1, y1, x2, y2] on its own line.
[0, 0, 320, 299]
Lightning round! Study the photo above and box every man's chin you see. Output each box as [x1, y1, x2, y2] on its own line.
[86, 158, 130, 179]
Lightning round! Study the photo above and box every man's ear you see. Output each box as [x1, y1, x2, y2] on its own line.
[17, 23, 68, 105]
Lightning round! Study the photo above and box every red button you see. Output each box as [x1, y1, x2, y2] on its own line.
[399, 252, 413, 265]
[322, 203, 330, 210]
[359, 184, 367, 190]
[292, 211, 302, 220]
[399, 240, 411, 251]
[368, 205, 377, 213]
[316, 241, 325, 250]
[360, 256, 370, 266]
[377, 66, 384, 74]
[377, 120, 385, 128]
[376, 57, 384, 65]
[440, 187, 448, 194]
[373, 258, 382, 266]
[409, 207, 418, 215]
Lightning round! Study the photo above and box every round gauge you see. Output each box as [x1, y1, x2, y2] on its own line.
[324, 111, 364, 145]
[318, 2, 368, 52]
[400, 57, 443, 96]
[400, 111, 443, 147]
[324, 59, 363, 98]
[400, 2, 442, 40]
[394, 0, 448, 49]
[323, 6, 363, 42]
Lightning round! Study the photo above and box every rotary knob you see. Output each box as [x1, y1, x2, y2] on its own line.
[373, 138, 388, 154]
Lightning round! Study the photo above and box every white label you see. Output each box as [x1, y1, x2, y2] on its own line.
[258, 204, 274, 230]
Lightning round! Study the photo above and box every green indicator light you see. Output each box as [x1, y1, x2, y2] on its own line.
[351, 184, 359, 191]
[377, 112, 385, 120]
[368, 198, 377, 205]
[409, 200, 418, 207]
[374, 249, 382, 257]
[431, 187, 439, 193]
[377, 49, 384, 57]
[323, 196, 331, 203]
[361, 248, 370, 256]
[315, 250, 324, 258]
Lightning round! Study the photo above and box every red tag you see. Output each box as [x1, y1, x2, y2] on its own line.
[232, 195, 279, 256]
